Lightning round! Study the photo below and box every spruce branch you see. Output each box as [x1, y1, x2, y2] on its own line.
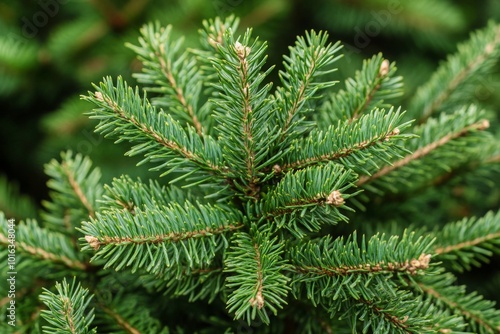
[283, 108, 412, 174]
[80, 202, 244, 273]
[409, 22, 500, 122]
[83, 77, 226, 181]
[225, 225, 290, 325]
[39, 278, 96, 334]
[126, 22, 206, 135]
[319, 54, 403, 125]
[432, 210, 500, 272]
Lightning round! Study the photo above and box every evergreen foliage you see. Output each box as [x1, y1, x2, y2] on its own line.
[1, 15, 499, 333]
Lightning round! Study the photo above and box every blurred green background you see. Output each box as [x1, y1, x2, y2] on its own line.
[1, 1, 499, 296]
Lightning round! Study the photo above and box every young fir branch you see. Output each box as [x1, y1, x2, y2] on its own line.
[192, 16, 241, 134]
[408, 22, 500, 122]
[210, 29, 276, 199]
[225, 225, 290, 325]
[83, 77, 226, 182]
[335, 287, 461, 334]
[80, 202, 244, 274]
[357, 105, 491, 191]
[318, 53, 403, 125]
[289, 231, 434, 307]
[100, 175, 197, 214]
[140, 263, 225, 303]
[0, 216, 86, 271]
[39, 278, 96, 334]
[199, 16, 240, 52]
[432, 210, 500, 272]
[126, 22, 206, 135]
[41, 151, 102, 233]
[282, 108, 412, 174]
[274, 30, 343, 147]
[256, 162, 359, 238]
[96, 294, 169, 334]
[0, 174, 37, 220]
[414, 270, 500, 334]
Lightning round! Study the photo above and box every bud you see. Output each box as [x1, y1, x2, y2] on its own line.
[379, 59, 390, 76]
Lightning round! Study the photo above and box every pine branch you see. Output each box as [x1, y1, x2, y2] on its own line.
[274, 30, 342, 147]
[318, 54, 403, 125]
[282, 108, 412, 174]
[39, 278, 96, 334]
[41, 151, 102, 234]
[225, 225, 290, 325]
[126, 22, 206, 135]
[80, 202, 244, 274]
[257, 162, 359, 237]
[415, 270, 500, 334]
[83, 76, 227, 182]
[289, 231, 434, 306]
[432, 210, 500, 272]
[357, 105, 491, 191]
[409, 22, 500, 122]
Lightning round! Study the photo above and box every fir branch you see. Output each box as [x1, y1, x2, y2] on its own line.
[415, 270, 500, 333]
[84, 77, 226, 179]
[39, 278, 96, 334]
[432, 210, 500, 272]
[357, 105, 491, 189]
[274, 30, 342, 146]
[283, 108, 412, 174]
[127, 23, 206, 135]
[257, 162, 358, 237]
[100, 175, 196, 214]
[96, 295, 169, 334]
[409, 22, 500, 122]
[0, 174, 37, 220]
[289, 231, 434, 306]
[335, 288, 458, 334]
[42, 151, 102, 233]
[199, 16, 240, 51]
[80, 202, 244, 273]
[225, 226, 290, 325]
[0, 216, 86, 270]
[141, 264, 224, 302]
[319, 54, 403, 125]
[210, 29, 276, 198]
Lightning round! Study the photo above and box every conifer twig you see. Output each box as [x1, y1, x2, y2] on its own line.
[356, 119, 489, 186]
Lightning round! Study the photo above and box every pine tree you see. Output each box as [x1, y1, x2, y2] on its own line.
[1, 16, 500, 333]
